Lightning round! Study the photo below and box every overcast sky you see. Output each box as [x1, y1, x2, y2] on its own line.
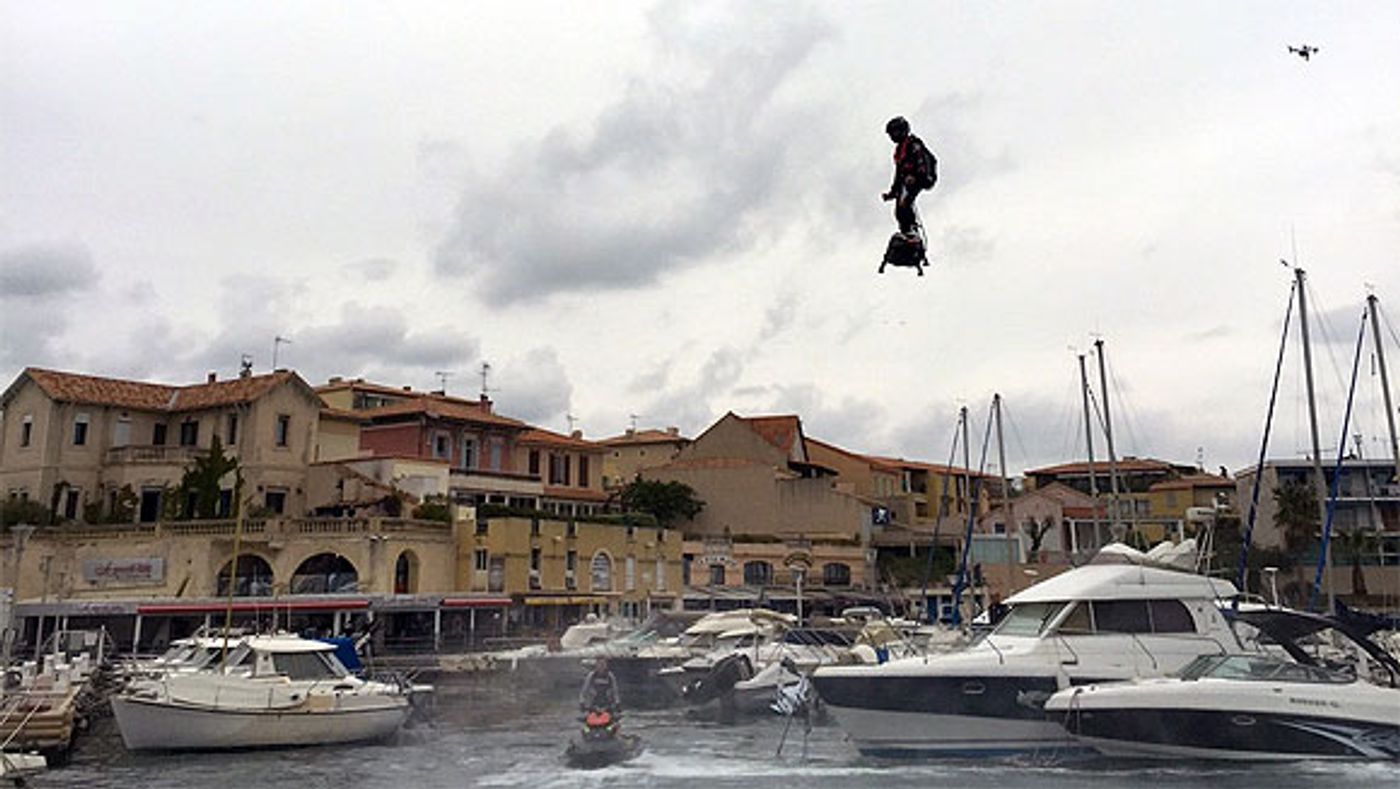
[3, 2, 1399, 475]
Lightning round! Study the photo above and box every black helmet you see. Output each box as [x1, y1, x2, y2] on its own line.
[885, 116, 910, 137]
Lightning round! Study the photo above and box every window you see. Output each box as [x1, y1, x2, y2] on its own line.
[153, 423, 167, 446]
[179, 420, 199, 447]
[1091, 600, 1152, 634]
[264, 489, 287, 515]
[566, 521, 578, 538]
[743, 561, 772, 586]
[625, 556, 636, 591]
[73, 413, 90, 446]
[1055, 602, 1093, 635]
[549, 454, 568, 485]
[474, 548, 489, 572]
[275, 414, 291, 447]
[63, 488, 81, 520]
[655, 556, 666, 592]
[995, 602, 1063, 637]
[578, 456, 590, 487]
[530, 519, 541, 537]
[709, 564, 725, 586]
[528, 449, 541, 476]
[590, 552, 612, 592]
[488, 439, 502, 470]
[432, 432, 451, 460]
[530, 547, 542, 589]
[19, 415, 32, 447]
[460, 437, 475, 468]
[114, 414, 131, 446]
[682, 555, 692, 587]
[475, 519, 489, 536]
[566, 550, 578, 590]
[822, 563, 851, 586]
[226, 413, 239, 444]
[1148, 599, 1195, 633]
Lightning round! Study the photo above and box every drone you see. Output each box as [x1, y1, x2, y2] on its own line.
[1287, 44, 1319, 61]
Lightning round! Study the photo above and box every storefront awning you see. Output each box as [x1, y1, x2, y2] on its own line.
[136, 598, 371, 615]
[523, 595, 608, 606]
[440, 597, 512, 609]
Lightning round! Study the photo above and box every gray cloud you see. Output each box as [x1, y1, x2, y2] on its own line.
[433, 2, 833, 304]
[938, 224, 996, 265]
[341, 257, 398, 282]
[494, 348, 573, 428]
[759, 293, 799, 342]
[641, 346, 748, 432]
[0, 243, 97, 298]
[0, 243, 99, 374]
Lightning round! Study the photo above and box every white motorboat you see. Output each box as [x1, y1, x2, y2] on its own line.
[810, 556, 1242, 758]
[111, 633, 413, 751]
[1045, 608, 1400, 761]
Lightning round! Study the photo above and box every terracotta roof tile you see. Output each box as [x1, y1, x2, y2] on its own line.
[519, 427, 600, 450]
[361, 395, 526, 429]
[599, 429, 689, 446]
[15, 368, 299, 412]
[740, 415, 802, 454]
[1027, 458, 1185, 476]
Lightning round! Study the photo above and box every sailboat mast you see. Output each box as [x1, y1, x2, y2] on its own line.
[1294, 267, 1333, 611]
[1368, 294, 1400, 481]
[1078, 354, 1101, 547]
[1095, 339, 1127, 536]
[994, 394, 1016, 594]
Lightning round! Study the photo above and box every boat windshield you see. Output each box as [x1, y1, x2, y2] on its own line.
[993, 602, 1065, 637]
[272, 650, 347, 681]
[1178, 654, 1354, 684]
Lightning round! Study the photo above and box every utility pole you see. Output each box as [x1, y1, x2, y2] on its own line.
[1294, 267, 1333, 611]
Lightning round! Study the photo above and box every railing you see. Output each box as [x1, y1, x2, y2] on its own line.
[104, 445, 209, 464]
[37, 516, 448, 541]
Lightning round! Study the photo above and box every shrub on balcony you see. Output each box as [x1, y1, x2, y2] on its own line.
[412, 495, 452, 523]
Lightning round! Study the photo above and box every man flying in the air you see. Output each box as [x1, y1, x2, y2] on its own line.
[882, 116, 936, 242]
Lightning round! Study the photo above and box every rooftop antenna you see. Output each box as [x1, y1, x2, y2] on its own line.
[435, 371, 454, 394]
[629, 414, 640, 432]
[239, 354, 254, 379]
[479, 362, 493, 399]
[272, 336, 292, 370]
[567, 414, 579, 434]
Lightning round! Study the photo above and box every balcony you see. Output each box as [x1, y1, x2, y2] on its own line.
[105, 445, 208, 465]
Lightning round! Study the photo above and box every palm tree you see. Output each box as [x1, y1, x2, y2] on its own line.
[1272, 479, 1320, 552]
[1332, 527, 1378, 599]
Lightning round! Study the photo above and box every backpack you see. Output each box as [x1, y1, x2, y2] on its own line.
[916, 139, 938, 190]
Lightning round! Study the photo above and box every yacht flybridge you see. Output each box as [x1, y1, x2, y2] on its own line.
[111, 633, 414, 751]
[810, 557, 1241, 758]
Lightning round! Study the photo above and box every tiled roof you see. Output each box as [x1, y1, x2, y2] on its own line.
[361, 395, 526, 428]
[864, 454, 986, 478]
[11, 367, 300, 412]
[519, 428, 600, 450]
[741, 415, 803, 454]
[1027, 458, 1185, 476]
[1149, 473, 1235, 491]
[599, 429, 689, 446]
[318, 407, 367, 423]
[805, 437, 901, 473]
[314, 378, 421, 398]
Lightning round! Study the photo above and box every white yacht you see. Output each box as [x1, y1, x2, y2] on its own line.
[1044, 608, 1400, 761]
[111, 633, 413, 751]
[810, 558, 1241, 758]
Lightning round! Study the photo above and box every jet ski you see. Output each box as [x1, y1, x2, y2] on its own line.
[563, 708, 642, 769]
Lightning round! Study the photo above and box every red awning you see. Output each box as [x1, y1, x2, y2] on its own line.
[440, 597, 512, 609]
[137, 599, 371, 615]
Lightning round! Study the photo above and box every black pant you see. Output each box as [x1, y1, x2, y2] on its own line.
[895, 185, 923, 234]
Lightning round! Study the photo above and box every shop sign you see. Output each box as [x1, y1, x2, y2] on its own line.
[83, 558, 165, 586]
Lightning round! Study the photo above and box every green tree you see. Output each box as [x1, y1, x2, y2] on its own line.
[1020, 516, 1056, 562]
[619, 478, 704, 528]
[1333, 527, 1378, 599]
[412, 494, 451, 523]
[175, 436, 241, 520]
[1, 498, 52, 528]
[1272, 479, 1321, 552]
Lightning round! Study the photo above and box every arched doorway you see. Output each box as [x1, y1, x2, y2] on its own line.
[291, 553, 359, 594]
[216, 554, 275, 597]
[394, 550, 420, 594]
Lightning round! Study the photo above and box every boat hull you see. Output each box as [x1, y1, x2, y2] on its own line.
[110, 695, 410, 751]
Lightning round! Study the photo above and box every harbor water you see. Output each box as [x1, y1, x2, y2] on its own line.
[40, 675, 1396, 788]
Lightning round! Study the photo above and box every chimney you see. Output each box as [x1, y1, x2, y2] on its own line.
[402, 385, 412, 392]
[625, 428, 636, 437]
[207, 372, 217, 384]
[667, 426, 680, 436]
[329, 376, 343, 384]
[571, 430, 583, 439]
[479, 394, 492, 412]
